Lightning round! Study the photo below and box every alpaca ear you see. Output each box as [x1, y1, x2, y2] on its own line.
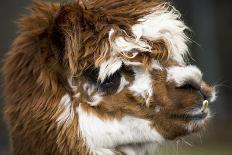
[49, 4, 85, 75]
[49, 6, 68, 64]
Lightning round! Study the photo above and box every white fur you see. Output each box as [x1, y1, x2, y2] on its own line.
[118, 143, 158, 155]
[98, 57, 122, 82]
[129, 67, 153, 101]
[117, 75, 129, 93]
[112, 36, 151, 52]
[94, 148, 116, 155]
[88, 94, 103, 106]
[77, 105, 163, 153]
[83, 83, 95, 96]
[57, 94, 74, 126]
[166, 65, 203, 87]
[132, 5, 189, 64]
[83, 83, 103, 106]
[123, 59, 144, 67]
[109, 5, 189, 66]
[110, 29, 151, 55]
[151, 59, 163, 70]
[210, 88, 217, 102]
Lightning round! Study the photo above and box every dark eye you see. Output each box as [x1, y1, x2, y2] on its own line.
[99, 70, 121, 95]
[83, 67, 121, 95]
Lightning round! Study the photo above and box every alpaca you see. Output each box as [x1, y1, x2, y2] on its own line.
[2, 0, 216, 155]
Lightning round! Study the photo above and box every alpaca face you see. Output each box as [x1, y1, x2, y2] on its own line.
[50, 1, 217, 151]
[76, 46, 215, 144]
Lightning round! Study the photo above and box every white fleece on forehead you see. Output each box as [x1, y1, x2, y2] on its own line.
[167, 65, 203, 86]
[132, 6, 189, 64]
[109, 5, 189, 65]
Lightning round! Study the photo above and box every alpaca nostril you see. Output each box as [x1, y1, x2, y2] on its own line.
[199, 89, 209, 100]
[199, 89, 211, 100]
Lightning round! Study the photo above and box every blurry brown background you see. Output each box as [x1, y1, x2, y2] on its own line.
[0, 0, 232, 154]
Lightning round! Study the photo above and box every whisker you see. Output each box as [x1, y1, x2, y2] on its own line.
[176, 139, 181, 155]
[197, 133, 203, 144]
[180, 138, 194, 147]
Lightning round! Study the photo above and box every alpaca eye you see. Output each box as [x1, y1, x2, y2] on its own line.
[99, 71, 121, 95]
[83, 67, 121, 95]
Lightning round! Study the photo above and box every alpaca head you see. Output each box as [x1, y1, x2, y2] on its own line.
[51, 0, 216, 148]
[4, 0, 217, 154]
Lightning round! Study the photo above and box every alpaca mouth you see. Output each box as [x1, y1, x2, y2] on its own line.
[186, 100, 210, 121]
[170, 100, 210, 121]
[185, 111, 208, 121]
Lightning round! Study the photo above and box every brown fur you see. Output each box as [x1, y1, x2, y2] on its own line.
[2, 0, 215, 155]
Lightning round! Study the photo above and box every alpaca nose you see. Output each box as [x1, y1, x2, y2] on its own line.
[199, 82, 216, 102]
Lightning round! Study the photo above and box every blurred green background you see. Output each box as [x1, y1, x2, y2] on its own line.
[0, 0, 232, 154]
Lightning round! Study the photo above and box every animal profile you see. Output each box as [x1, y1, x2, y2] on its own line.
[2, 0, 216, 154]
